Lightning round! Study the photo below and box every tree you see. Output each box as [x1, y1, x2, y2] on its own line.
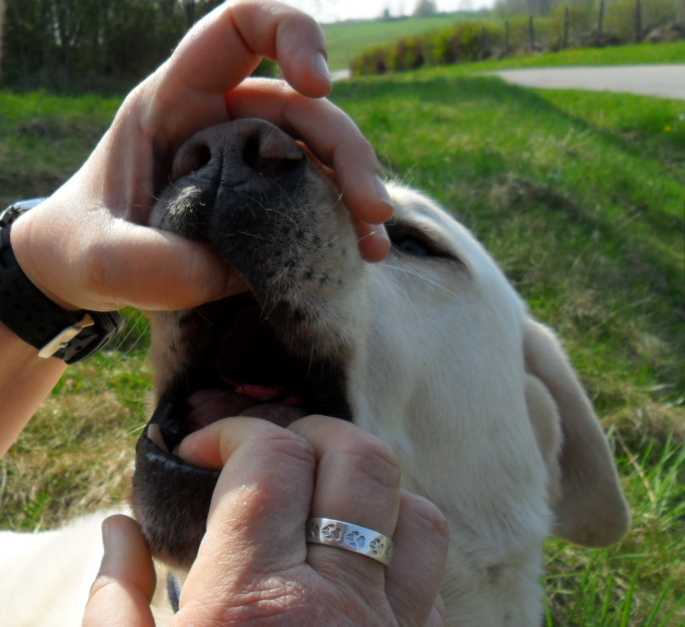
[413, 0, 437, 18]
[1, 0, 223, 90]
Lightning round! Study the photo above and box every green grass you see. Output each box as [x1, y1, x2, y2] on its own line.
[0, 90, 120, 206]
[1, 71, 684, 624]
[465, 39, 685, 72]
[323, 13, 490, 69]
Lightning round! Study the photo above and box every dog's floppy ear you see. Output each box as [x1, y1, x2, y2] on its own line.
[523, 318, 630, 547]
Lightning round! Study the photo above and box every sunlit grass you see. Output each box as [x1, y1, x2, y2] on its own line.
[0, 90, 119, 206]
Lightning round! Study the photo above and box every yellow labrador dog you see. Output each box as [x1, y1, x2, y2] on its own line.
[0, 119, 630, 626]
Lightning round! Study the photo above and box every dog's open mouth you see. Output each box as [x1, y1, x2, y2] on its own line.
[141, 292, 350, 457]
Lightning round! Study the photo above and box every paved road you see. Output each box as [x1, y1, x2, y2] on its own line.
[331, 68, 352, 81]
[493, 65, 685, 100]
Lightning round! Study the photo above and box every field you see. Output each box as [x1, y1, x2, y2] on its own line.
[1, 44, 684, 625]
[324, 17, 685, 71]
[323, 13, 486, 69]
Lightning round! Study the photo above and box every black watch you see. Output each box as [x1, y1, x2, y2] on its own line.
[0, 199, 124, 364]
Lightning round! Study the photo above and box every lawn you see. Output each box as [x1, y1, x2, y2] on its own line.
[1, 64, 684, 624]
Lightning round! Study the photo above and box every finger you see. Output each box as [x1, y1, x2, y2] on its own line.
[231, 0, 331, 96]
[426, 596, 447, 627]
[172, 0, 330, 97]
[385, 493, 449, 626]
[83, 515, 156, 627]
[176, 418, 316, 606]
[146, 1, 331, 156]
[289, 416, 402, 587]
[225, 80, 395, 226]
[74, 218, 249, 311]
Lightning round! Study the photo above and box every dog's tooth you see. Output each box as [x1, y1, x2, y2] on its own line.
[147, 423, 169, 453]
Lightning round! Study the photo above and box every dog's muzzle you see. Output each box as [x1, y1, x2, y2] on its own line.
[131, 119, 357, 567]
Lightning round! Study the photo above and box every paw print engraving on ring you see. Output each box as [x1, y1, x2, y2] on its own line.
[322, 522, 343, 542]
[369, 537, 387, 556]
[345, 530, 367, 549]
[306, 520, 320, 539]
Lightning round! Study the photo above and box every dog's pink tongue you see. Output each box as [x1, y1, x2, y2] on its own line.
[186, 389, 253, 430]
[186, 389, 307, 431]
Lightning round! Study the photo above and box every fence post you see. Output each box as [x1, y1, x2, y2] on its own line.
[677, 0, 685, 27]
[563, 6, 569, 48]
[528, 14, 536, 51]
[635, 0, 642, 41]
[0, 0, 4, 76]
[597, 0, 605, 38]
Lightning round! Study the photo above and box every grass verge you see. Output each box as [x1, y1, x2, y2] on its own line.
[465, 39, 685, 73]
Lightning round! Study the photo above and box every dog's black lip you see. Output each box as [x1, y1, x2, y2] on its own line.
[149, 393, 193, 452]
[138, 426, 220, 479]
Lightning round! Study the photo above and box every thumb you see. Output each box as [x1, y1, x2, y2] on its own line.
[79, 220, 249, 311]
[82, 515, 157, 627]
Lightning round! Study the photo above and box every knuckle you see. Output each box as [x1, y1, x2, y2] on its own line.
[346, 434, 402, 491]
[256, 423, 317, 469]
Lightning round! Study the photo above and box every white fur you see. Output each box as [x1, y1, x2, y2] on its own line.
[0, 511, 115, 626]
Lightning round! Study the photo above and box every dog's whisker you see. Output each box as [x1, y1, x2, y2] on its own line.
[375, 272, 422, 320]
[127, 424, 148, 438]
[236, 231, 269, 242]
[379, 261, 460, 298]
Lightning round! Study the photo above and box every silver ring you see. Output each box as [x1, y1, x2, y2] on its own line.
[305, 517, 394, 566]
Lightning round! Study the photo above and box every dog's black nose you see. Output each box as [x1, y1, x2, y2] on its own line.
[171, 118, 305, 187]
[159, 119, 310, 243]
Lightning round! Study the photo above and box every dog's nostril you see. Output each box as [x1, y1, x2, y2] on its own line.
[242, 133, 303, 178]
[171, 142, 212, 182]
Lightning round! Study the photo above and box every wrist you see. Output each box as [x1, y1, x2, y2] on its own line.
[9, 207, 82, 312]
[0, 200, 124, 364]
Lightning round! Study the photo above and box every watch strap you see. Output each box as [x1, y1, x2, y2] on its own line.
[0, 201, 124, 364]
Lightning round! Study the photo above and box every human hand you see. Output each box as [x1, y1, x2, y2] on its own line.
[10, 0, 392, 314]
[83, 416, 448, 625]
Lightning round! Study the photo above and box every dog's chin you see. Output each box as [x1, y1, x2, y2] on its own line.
[131, 292, 351, 568]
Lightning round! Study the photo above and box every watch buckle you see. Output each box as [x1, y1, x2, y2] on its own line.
[38, 314, 95, 359]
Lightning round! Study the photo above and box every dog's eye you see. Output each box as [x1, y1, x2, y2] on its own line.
[396, 234, 434, 256]
[387, 224, 443, 258]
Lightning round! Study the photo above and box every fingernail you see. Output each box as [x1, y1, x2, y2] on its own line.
[373, 175, 394, 217]
[374, 222, 390, 244]
[101, 517, 112, 552]
[312, 49, 331, 86]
